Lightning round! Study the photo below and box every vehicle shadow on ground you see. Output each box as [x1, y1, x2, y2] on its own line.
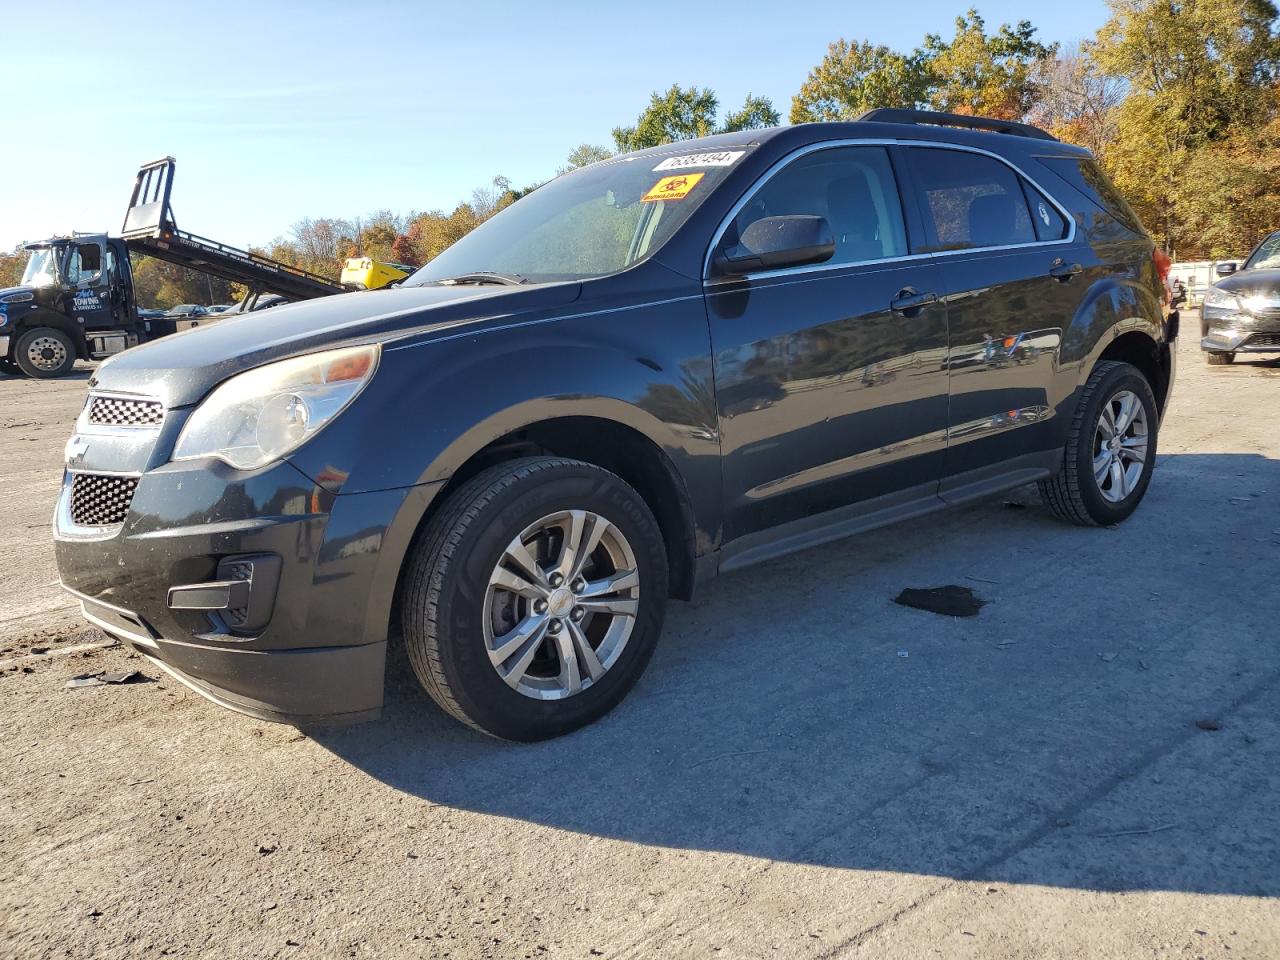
[316, 451, 1280, 896]
[0, 368, 93, 383]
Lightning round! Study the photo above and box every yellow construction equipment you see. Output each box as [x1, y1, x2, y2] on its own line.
[341, 257, 416, 290]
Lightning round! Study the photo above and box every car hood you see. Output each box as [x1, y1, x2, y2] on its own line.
[0, 284, 38, 301]
[90, 282, 583, 407]
[1214, 267, 1280, 296]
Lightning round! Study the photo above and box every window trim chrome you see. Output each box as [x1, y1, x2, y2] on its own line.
[702, 138, 1078, 284]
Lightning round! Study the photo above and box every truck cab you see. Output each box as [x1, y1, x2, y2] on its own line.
[0, 235, 139, 377]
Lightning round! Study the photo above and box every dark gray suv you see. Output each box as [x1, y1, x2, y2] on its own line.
[55, 110, 1177, 740]
[1202, 230, 1280, 364]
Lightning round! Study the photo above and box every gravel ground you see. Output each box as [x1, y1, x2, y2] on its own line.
[2, 336, 1279, 960]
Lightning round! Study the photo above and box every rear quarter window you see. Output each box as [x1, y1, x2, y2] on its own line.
[1036, 157, 1145, 234]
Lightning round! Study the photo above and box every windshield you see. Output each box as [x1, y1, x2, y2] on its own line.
[1244, 232, 1280, 271]
[406, 148, 752, 284]
[20, 246, 62, 288]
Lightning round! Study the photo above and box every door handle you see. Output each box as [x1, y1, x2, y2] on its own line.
[1049, 259, 1083, 281]
[890, 288, 939, 316]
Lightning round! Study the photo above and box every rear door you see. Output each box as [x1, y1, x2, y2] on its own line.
[706, 144, 949, 557]
[902, 145, 1084, 496]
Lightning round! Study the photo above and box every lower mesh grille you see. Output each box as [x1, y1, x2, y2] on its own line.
[70, 474, 138, 526]
[1247, 332, 1280, 347]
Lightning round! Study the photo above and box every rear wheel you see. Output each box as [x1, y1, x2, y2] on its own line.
[15, 327, 75, 378]
[1039, 360, 1158, 526]
[401, 457, 668, 740]
[1205, 351, 1235, 365]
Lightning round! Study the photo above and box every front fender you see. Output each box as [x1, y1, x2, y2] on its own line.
[286, 293, 721, 529]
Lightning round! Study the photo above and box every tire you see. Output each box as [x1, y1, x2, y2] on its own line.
[14, 327, 76, 378]
[1205, 351, 1235, 365]
[1038, 360, 1159, 526]
[401, 457, 669, 740]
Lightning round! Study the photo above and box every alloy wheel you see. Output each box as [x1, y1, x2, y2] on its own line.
[483, 509, 640, 700]
[1092, 388, 1148, 503]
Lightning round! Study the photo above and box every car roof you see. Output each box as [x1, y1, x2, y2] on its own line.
[616, 120, 1092, 165]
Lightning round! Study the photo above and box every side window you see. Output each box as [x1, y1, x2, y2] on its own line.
[1023, 182, 1069, 241]
[725, 146, 908, 268]
[909, 148, 1038, 250]
[67, 243, 103, 284]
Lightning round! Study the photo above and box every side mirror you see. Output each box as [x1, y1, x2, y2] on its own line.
[1215, 261, 1238, 276]
[714, 215, 835, 277]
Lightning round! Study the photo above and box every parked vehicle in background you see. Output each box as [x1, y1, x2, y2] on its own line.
[1171, 259, 1244, 307]
[166, 304, 209, 318]
[55, 110, 1176, 740]
[1201, 230, 1280, 364]
[0, 158, 344, 378]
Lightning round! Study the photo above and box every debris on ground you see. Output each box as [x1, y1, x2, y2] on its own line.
[1196, 718, 1222, 731]
[65, 670, 152, 689]
[893, 585, 986, 618]
[1100, 652, 1119, 662]
[897, 649, 909, 658]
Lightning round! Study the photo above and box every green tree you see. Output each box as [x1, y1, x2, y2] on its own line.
[921, 9, 1057, 119]
[612, 84, 779, 151]
[791, 40, 929, 122]
[561, 144, 614, 174]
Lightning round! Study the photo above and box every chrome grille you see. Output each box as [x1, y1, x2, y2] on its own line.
[87, 395, 164, 428]
[1253, 306, 1280, 322]
[70, 474, 138, 526]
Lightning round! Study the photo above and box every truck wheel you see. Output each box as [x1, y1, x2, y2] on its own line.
[1038, 360, 1158, 526]
[15, 327, 76, 378]
[1205, 351, 1234, 365]
[401, 457, 669, 741]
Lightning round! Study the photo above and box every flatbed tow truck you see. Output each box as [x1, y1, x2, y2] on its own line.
[0, 158, 346, 378]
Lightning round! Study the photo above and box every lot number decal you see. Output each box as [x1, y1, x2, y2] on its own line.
[642, 173, 705, 202]
[653, 151, 745, 171]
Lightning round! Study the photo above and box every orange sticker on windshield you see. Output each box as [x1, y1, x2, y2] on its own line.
[642, 172, 704, 202]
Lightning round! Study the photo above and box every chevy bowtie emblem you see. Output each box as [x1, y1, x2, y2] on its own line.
[64, 435, 90, 466]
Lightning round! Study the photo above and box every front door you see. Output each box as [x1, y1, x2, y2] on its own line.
[706, 145, 949, 558]
[902, 145, 1085, 491]
[64, 240, 114, 333]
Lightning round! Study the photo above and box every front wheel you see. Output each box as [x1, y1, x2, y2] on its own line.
[401, 457, 669, 740]
[1038, 360, 1158, 526]
[14, 327, 76, 378]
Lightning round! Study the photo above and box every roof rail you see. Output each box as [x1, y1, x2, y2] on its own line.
[857, 108, 1058, 142]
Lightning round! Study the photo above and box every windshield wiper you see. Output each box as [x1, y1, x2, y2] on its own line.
[435, 271, 528, 287]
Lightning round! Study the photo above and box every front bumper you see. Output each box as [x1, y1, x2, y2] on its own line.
[55, 453, 443, 725]
[1200, 306, 1280, 353]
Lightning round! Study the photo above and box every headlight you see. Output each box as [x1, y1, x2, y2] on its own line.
[1202, 287, 1240, 310]
[173, 344, 379, 470]
[1, 292, 34, 303]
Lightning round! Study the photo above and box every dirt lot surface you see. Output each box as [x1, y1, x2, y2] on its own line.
[2, 338, 1279, 960]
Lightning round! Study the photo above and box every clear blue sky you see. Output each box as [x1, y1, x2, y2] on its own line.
[0, 0, 1111, 252]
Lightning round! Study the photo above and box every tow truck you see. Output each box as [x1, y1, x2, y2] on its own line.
[0, 158, 345, 378]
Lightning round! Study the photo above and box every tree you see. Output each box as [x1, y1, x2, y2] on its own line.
[560, 144, 614, 174]
[612, 84, 780, 151]
[1027, 43, 1125, 160]
[791, 40, 929, 122]
[0, 243, 27, 289]
[1091, 0, 1280, 253]
[721, 93, 782, 131]
[921, 9, 1057, 119]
